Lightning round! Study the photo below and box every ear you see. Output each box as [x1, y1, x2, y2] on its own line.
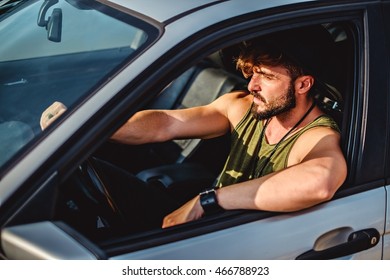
[295, 75, 314, 95]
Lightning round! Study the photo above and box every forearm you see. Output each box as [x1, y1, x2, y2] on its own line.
[111, 110, 172, 145]
[111, 105, 231, 145]
[217, 158, 346, 212]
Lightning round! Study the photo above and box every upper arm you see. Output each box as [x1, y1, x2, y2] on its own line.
[288, 127, 347, 188]
[165, 91, 250, 140]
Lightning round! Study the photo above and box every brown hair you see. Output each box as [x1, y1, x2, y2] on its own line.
[235, 40, 306, 82]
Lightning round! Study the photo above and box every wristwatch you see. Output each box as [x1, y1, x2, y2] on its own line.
[199, 188, 223, 215]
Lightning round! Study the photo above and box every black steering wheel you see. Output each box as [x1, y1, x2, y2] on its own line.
[58, 157, 136, 239]
[78, 158, 126, 223]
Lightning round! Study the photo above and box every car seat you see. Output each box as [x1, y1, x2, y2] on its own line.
[146, 57, 247, 164]
[137, 54, 247, 192]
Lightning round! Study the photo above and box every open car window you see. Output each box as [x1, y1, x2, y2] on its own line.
[55, 21, 355, 248]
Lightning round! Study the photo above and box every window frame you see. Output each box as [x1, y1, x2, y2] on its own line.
[97, 10, 368, 256]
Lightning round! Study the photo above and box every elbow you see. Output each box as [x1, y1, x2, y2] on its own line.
[313, 168, 346, 203]
[315, 185, 336, 203]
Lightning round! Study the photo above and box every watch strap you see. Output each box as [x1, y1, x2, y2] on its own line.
[199, 188, 223, 215]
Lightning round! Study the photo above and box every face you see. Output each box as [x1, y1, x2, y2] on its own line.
[247, 65, 296, 120]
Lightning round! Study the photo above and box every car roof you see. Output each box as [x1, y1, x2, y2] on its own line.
[106, 0, 317, 23]
[106, 0, 377, 24]
[106, 0, 222, 23]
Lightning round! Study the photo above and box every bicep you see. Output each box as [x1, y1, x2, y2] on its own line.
[290, 128, 347, 186]
[165, 100, 231, 140]
[165, 91, 249, 140]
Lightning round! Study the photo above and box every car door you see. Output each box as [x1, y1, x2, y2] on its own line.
[1, 0, 388, 260]
[108, 1, 388, 260]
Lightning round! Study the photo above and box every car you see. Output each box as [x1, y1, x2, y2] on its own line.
[0, 0, 389, 260]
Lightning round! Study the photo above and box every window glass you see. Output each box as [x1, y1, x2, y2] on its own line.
[0, 0, 157, 168]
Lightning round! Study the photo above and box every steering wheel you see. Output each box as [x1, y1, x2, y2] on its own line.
[82, 159, 124, 211]
[76, 158, 129, 230]
[57, 157, 132, 240]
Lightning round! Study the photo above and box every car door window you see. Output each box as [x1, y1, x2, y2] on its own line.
[52, 20, 356, 245]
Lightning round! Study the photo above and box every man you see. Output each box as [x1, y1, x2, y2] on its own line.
[41, 25, 347, 230]
[110, 25, 347, 228]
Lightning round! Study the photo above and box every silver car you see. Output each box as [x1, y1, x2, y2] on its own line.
[0, 0, 389, 259]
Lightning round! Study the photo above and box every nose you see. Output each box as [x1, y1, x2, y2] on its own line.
[247, 75, 260, 93]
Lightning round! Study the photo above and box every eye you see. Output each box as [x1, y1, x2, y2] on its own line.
[260, 71, 274, 80]
[254, 67, 274, 79]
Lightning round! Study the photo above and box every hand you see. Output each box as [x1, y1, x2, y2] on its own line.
[162, 196, 204, 228]
[40, 101, 67, 130]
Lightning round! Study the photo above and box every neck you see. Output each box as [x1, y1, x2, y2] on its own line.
[266, 101, 316, 144]
[275, 100, 315, 128]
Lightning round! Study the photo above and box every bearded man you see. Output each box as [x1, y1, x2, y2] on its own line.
[111, 25, 347, 228]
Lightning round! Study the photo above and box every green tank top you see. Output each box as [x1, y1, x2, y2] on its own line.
[215, 104, 340, 187]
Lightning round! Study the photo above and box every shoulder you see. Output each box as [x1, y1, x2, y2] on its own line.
[213, 90, 251, 104]
[288, 123, 342, 166]
[212, 90, 252, 127]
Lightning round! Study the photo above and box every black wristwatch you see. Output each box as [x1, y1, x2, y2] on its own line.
[199, 188, 223, 215]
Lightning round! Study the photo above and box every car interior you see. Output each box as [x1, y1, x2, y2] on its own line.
[2, 21, 355, 250]
[55, 48, 250, 241]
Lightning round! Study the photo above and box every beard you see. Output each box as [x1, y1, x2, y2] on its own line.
[251, 83, 296, 120]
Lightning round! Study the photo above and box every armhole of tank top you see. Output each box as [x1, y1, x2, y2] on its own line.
[233, 103, 255, 132]
[283, 115, 340, 167]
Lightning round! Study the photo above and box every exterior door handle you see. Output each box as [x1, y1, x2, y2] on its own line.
[296, 228, 380, 260]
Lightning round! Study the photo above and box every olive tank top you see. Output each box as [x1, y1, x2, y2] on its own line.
[215, 105, 340, 187]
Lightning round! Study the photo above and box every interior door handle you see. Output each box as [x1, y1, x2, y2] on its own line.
[296, 228, 380, 260]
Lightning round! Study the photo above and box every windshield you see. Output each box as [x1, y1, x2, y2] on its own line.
[0, 0, 157, 169]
